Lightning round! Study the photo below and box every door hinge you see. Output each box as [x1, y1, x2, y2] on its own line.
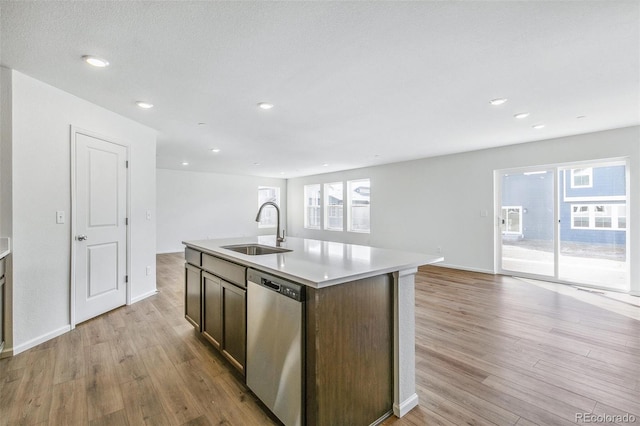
[125, 218, 129, 226]
[125, 275, 129, 283]
[125, 160, 129, 168]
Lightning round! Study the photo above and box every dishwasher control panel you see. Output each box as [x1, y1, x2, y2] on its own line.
[247, 269, 305, 302]
[279, 283, 303, 301]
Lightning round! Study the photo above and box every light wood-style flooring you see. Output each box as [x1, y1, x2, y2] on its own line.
[1, 253, 639, 425]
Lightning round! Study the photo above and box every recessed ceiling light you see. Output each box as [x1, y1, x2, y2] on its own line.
[489, 98, 508, 106]
[210, 148, 221, 153]
[532, 124, 545, 129]
[136, 101, 154, 109]
[82, 55, 109, 68]
[181, 162, 189, 166]
[322, 163, 329, 167]
[514, 112, 530, 119]
[198, 122, 207, 126]
[280, 172, 285, 175]
[577, 115, 586, 119]
[253, 162, 261, 166]
[257, 102, 274, 110]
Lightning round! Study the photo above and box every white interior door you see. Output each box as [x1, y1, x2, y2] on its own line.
[74, 132, 128, 324]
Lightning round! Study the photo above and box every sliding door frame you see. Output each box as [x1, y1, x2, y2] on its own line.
[495, 157, 630, 292]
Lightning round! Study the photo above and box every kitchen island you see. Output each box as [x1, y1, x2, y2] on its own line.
[183, 236, 442, 425]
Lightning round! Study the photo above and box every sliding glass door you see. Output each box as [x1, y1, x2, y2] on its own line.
[558, 163, 628, 290]
[499, 169, 555, 277]
[498, 160, 629, 291]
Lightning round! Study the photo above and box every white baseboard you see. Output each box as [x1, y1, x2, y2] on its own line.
[393, 393, 419, 418]
[427, 262, 495, 275]
[131, 289, 158, 304]
[13, 325, 71, 355]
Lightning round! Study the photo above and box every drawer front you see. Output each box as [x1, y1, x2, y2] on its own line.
[202, 254, 246, 288]
[185, 247, 201, 266]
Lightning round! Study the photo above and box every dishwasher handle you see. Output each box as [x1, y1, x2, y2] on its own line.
[261, 278, 280, 291]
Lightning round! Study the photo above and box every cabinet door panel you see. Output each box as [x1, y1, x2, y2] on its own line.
[203, 272, 222, 348]
[185, 264, 201, 330]
[222, 280, 246, 373]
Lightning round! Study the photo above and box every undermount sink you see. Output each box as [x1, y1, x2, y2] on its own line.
[221, 244, 292, 256]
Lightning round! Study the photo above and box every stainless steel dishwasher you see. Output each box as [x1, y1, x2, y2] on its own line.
[246, 269, 304, 426]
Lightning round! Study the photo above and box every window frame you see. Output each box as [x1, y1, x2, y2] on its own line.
[347, 179, 370, 233]
[570, 203, 626, 231]
[323, 182, 344, 231]
[303, 184, 322, 230]
[570, 168, 593, 189]
[501, 206, 523, 235]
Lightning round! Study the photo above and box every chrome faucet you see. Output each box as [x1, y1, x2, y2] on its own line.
[255, 201, 285, 247]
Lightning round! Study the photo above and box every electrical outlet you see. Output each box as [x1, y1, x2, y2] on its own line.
[146, 210, 152, 221]
[437, 246, 442, 254]
[146, 266, 152, 276]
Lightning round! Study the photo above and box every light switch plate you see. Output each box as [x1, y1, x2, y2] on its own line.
[146, 210, 152, 221]
[56, 211, 65, 224]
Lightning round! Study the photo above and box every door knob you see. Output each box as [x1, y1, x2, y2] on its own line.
[76, 235, 88, 241]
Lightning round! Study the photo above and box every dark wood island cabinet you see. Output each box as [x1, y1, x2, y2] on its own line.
[183, 237, 442, 426]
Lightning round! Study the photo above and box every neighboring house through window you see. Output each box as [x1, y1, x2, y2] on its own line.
[501, 206, 523, 235]
[570, 204, 626, 230]
[570, 168, 593, 188]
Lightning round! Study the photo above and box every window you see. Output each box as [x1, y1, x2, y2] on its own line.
[304, 178, 372, 233]
[324, 182, 343, 231]
[257, 186, 280, 228]
[594, 205, 612, 228]
[304, 184, 321, 229]
[571, 204, 626, 230]
[347, 179, 370, 233]
[570, 168, 593, 188]
[572, 205, 590, 228]
[501, 206, 523, 234]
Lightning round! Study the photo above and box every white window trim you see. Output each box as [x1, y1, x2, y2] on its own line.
[304, 184, 322, 230]
[570, 203, 626, 231]
[570, 168, 593, 189]
[324, 182, 344, 231]
[501, 206, 523, 235]
[347, 178, 371, 234]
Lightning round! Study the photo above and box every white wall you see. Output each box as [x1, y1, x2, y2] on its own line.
[287, 126, 640, 294]
[6, 69, 157, 353]
[156, 169, 287, 253]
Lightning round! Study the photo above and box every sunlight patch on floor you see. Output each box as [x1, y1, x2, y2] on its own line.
[515, 277, 640, 321]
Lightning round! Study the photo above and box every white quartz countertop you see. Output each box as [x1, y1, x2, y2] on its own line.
[183, 236, 443, 288]
[0, 237, 10, 260]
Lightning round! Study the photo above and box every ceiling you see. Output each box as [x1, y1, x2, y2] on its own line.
[1, 1, 638, 178]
